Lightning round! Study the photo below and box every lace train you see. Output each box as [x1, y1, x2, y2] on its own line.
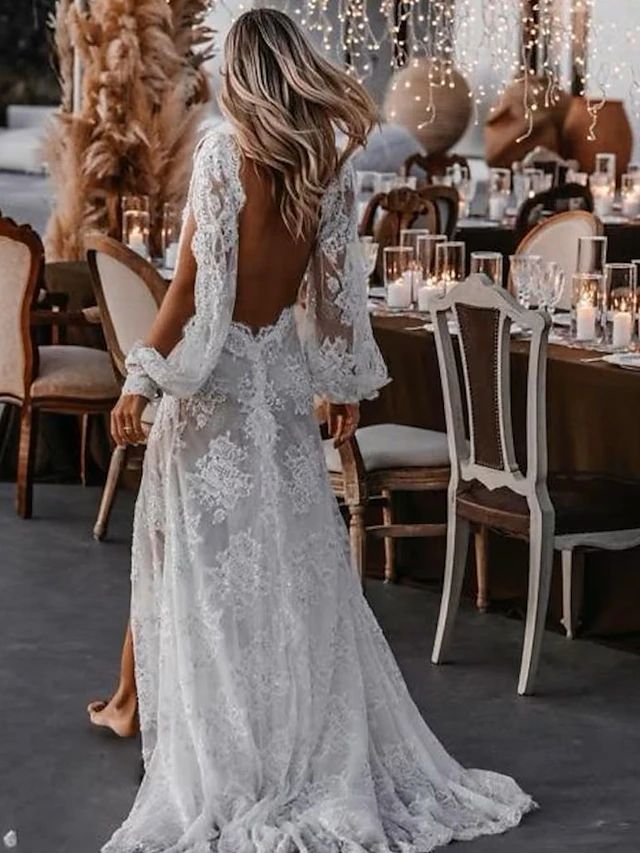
[103, 310, 534, 853]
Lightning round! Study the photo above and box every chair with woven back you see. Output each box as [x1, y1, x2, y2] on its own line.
[512, 210, 602, 311]
[403, 151, 470, 184]
[85, 233, 167, 540]
[0, 215, 120, 517]
[360, 186, 458, 282]
[429, 273, 640, 694]
[514, 183, 594, 243]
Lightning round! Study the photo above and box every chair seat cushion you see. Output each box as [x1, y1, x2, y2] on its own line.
[31, 345, 120, 401]
[457, 473, 640, 539]
[324, 423, 450, 473]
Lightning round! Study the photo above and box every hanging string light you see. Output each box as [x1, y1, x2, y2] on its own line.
[220, 1, 640, 139]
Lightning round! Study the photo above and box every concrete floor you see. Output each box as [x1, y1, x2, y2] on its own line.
[0, 483, 639, 853]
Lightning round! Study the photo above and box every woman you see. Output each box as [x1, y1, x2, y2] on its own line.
[102, 9, 534, 851]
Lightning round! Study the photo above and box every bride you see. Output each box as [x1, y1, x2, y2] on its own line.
[103, 9, 534, 851]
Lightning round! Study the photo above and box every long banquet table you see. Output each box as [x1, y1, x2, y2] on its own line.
[362, 313, 640, 637]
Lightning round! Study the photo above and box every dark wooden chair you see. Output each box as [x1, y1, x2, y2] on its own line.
[324, 424, 450, 584]
[0, 216, 120, 517]
[430, 273, 640, 694]
[515, 182, 594, 242]
[360, 186, 458, 282]
[86, 233, 167, 540]
[403, 151, 471, 183]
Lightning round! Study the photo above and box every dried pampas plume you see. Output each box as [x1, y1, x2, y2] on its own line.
[44, 0, 215, 260]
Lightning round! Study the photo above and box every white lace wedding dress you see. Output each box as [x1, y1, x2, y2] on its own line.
[104, 128, 534, 853]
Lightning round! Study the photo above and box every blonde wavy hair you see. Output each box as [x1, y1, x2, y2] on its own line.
[219, 8, 378, 239]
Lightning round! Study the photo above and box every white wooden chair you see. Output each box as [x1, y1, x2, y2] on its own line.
[86, 234, 166, 540]
[429, 273, 640, 695]
[513, 210, 602, 310]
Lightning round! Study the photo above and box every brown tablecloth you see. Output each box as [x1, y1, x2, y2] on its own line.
[362, 314, 640, 636]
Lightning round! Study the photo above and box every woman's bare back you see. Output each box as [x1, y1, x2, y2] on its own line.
[233, 160, 315, 329]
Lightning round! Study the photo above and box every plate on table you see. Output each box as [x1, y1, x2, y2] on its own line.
[602, 353, 640, 371]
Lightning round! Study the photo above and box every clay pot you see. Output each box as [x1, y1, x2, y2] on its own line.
[484, 77, 571, 168]
[561, 97, 633, 179]
[383, 59, 471, 155]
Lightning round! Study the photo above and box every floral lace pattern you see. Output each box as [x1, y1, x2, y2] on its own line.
[105, 130, 534, 853]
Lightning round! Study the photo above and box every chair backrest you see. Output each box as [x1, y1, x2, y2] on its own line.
[430, 274, 550, 500]
[360, 188, 440, 282]
[0, 216, 43, 402]
[403, 151, 470, 183]
[418, 185, 459, 238]
[515, 183, 594, 241]
[514, 210, 602, 310]
[85, 234, 166, 379]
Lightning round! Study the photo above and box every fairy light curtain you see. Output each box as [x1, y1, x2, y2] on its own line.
[275, 0, 640, 137]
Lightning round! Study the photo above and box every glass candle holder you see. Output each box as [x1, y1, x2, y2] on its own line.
[470, 251, 503, 286]
[445, 164, 473, 218]
[594, 152, 617, 184]
[400, 227, 431, 254]
[488, 168, 511, 221]
[621, 173, 640, 219]
[572, 272, 604, 343]
[375, 173, 398, 194]
[122, 209, 150, 259]
[356, 171, 379, 196]
[161, 202, 181, 269]
[383, 245, 414, 309]
[590, 173, 615, 217]
[435, 241, 466, 292]
[121, 194, 150, 215]
[576, 235, 608, 276]
[603, 263, 637, 349]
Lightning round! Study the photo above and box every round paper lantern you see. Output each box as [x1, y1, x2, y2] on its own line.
[383, 60, 471, 155]
[561, 98, 633, 179]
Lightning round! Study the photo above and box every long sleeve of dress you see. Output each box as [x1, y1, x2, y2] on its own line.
[122, 130, 243, 399]
[299, 160, 389, 403]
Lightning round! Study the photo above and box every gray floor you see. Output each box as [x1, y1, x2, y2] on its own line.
[1, 484, 639, 853]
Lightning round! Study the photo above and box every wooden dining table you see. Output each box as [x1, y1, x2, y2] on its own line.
[362, 312, 640, 638]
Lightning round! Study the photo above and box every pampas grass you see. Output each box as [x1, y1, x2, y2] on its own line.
[45, 0, 214, 260]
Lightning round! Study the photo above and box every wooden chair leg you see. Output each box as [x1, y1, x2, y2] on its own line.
[431, 495, 470, 664]
[561, 549, 585, 640]
[474, 525, 489, 612]
[518, 507, 554, 696]
[16, 404, 39, 519]
[93, 445, 128, 541]
[382, 488, 396, 583]
[348, 503, 367, 587]
[80, 413, 91, 487]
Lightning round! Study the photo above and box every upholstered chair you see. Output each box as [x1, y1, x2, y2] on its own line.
[512, 210, 602, 310]
[324, 425, 451, 586]
[0, 216, 120, 517]
[430, 274, 640, 694]
[85, 234, 166, 540]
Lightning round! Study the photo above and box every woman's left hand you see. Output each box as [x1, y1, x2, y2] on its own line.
[326, 402, 360, 448]
[111, 395, 148, 447]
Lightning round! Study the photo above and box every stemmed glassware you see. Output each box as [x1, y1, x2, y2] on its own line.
[537, 262, 565, 317]
[509, 255, 542, 309]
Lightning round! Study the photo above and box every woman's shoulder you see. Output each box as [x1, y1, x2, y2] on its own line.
[193, 121, 238, 164]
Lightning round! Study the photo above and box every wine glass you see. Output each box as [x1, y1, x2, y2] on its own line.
[510, 255, 541, 309]
[538, 262, 565, 317]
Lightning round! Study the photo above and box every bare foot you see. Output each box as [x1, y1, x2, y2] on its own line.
[87, 693, 139, 738]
